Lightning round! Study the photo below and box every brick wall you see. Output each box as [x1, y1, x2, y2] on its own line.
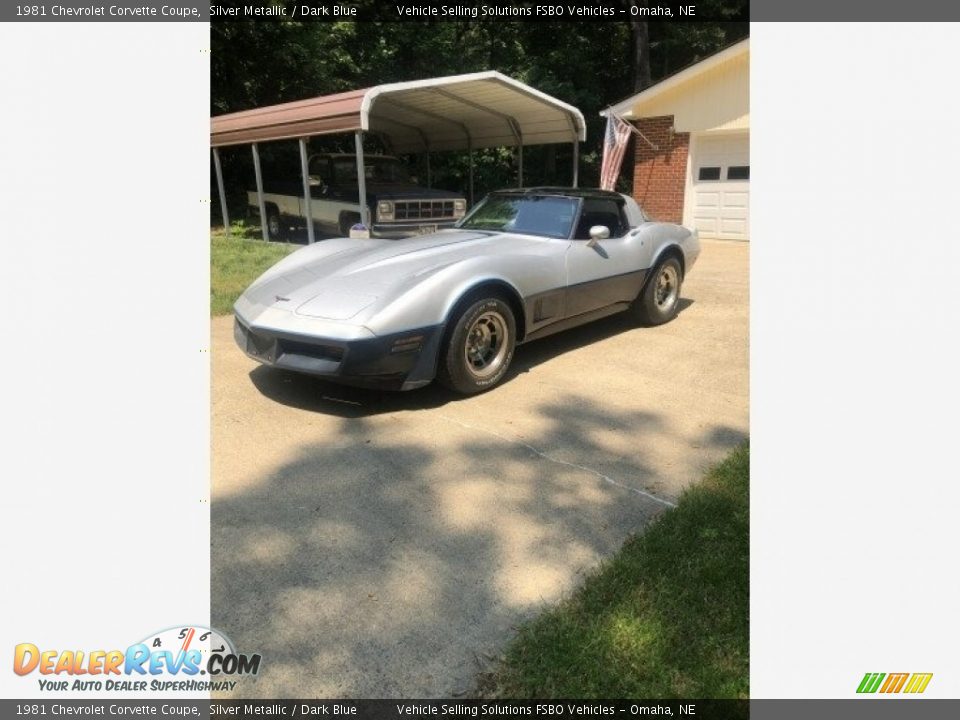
[631, 115, 689, 224]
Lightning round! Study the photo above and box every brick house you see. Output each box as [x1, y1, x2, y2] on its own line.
[606, 38, 749, 241]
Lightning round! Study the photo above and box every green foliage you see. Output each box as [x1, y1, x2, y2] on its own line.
[486, 443, 749, 698]
[211, 18, 748, 218]
[212, 218, 260, 240]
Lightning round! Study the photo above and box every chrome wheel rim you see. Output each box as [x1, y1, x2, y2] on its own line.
[464, 311, 509, 379]
[654, 265, 679, 310]
[268, 215, 281, 237]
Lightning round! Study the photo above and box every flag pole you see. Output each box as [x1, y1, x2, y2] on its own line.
[602, 111, 659, 151]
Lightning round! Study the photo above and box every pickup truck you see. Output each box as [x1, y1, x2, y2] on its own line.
[248, 153, 467, 240]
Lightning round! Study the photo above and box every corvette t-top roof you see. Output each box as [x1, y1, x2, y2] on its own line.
[494, 187, 627, 200]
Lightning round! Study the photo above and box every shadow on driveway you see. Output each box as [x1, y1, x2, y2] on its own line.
[212, 395, 744, 698]
[246, 298, 694, 419]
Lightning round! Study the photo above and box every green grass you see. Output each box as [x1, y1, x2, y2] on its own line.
[486, 442, 749, 699]
[210, 231, 299, 316]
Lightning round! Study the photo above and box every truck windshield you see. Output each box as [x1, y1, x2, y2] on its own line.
[457, 194, 578, 239]
[331, 157, 411, 184]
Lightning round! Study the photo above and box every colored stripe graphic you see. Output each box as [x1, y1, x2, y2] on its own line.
[857, 673, 885, 693]
[880, 673, 909, 693]
[903, 673, 933, 694]
[857, 672, 933, 694]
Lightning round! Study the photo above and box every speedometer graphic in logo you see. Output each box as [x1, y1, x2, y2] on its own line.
[136, 625, 258, 676]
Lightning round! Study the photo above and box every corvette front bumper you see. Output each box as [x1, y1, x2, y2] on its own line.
[233, 315, 443, 391]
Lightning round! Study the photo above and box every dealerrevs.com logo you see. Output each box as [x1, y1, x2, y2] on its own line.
[857, 672, 933, 694]
[13, 626, 260, 692]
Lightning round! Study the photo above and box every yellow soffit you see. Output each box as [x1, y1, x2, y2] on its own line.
[606, 39, 749, 129]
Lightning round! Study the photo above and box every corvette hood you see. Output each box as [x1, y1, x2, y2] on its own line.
[242, 230, 548, 322]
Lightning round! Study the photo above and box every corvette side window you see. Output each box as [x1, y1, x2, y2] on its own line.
[574, 199, 628, 239]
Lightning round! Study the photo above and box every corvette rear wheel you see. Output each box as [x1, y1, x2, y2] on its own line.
[438, 297, 516, 395]
[635, 256, 683, 325]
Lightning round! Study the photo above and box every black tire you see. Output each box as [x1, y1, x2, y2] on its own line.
[635, 256, 683, 326]
[339, 212, 361, 237]
[265, 207, 284, 241]
[437, 296, 516, 395]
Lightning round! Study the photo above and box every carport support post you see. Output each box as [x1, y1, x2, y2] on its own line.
[251, 143, 268, 242]
[467, 138, 474, 206]
[299, 137, 315, 245]
[518, 143, 523, 187]
[572, 140, 579, 188]
[212, 147, 230, 238]
[355, 130, 369, 228]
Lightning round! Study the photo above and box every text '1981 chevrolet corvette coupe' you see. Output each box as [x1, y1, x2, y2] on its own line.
[234, 188, 700, 395]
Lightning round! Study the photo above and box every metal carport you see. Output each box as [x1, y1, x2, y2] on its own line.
[210, 71, 587, 243]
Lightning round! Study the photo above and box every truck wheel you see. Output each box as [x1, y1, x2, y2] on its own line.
[339, 213, 361, 237]
[265, 207, 285, 241]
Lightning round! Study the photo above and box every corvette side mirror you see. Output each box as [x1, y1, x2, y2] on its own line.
[587, 225, 610, 248]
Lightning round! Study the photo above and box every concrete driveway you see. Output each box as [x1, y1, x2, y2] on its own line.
[211, 239, 748, 698]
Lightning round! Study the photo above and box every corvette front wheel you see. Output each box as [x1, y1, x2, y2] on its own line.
[438, 297, 516, 395]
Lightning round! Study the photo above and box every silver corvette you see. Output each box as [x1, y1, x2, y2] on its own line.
[234, 188, 700, 394]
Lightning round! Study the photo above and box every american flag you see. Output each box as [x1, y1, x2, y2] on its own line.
[599, 114, 634, 191]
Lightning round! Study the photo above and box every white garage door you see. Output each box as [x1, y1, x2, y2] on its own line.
[687, 132, 749, 241]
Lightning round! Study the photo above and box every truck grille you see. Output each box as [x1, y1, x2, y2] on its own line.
[394, 200, 456, 221]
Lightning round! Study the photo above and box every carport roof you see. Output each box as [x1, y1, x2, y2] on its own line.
[210, 71, 586, 153]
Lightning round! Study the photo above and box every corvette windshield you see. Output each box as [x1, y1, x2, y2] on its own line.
[457, 195, 578, 239]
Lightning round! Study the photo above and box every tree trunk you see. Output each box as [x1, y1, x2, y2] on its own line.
[544, 145, 556, 181]
[631, 16, 652, 92]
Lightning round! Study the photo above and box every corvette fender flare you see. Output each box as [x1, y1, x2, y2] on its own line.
[438, 277, 528, 340]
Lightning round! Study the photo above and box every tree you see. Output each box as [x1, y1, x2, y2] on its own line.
[209, 14, 748, 215]
[628, 6, 652, 92]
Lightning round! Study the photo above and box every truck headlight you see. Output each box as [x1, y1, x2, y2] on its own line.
[377, 201, 394, 222]
[453, 199, 467, 218]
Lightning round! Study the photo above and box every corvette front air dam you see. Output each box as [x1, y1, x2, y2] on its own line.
[233, 315, 443, 391]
